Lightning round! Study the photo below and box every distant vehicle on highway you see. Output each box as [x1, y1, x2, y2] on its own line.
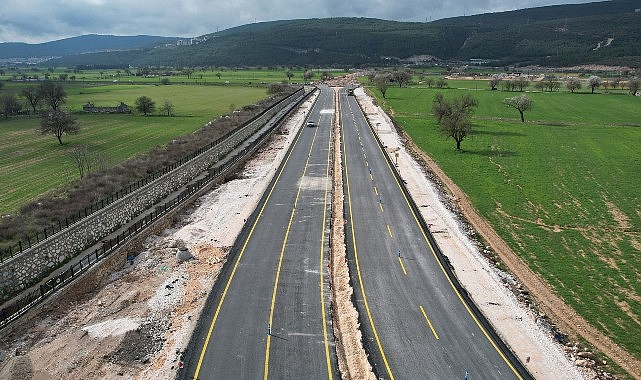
[306, 120, 316, 127]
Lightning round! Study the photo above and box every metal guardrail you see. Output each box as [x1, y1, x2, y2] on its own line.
[0, 88, 304, 263]
[0, 87, 311, 330]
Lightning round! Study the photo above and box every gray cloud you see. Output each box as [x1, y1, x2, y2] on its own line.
[1, 0, 592, 43]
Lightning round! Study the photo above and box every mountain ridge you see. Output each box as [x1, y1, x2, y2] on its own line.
[3, 0, 640, 68]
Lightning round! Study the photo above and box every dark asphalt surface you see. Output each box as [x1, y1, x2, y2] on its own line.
[339, 88, 526, 380]
[182, 86, 338, 379]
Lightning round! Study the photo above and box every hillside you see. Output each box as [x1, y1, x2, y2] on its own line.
[0, 34, 178, 59]
[23, 0, 641, 68]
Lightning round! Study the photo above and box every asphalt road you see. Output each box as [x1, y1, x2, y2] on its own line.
[339, 88, 529, 380]
[182, 86, 338, 379]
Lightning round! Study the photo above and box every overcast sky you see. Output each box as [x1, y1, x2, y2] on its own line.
[1, 0, 594, 44]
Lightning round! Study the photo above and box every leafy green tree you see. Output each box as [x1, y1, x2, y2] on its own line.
[431, 93, 478, 150]
[135, 96, 156, 116]
[503, 94, 533, 123]
[38, 80, 67, 110]
[566, 78, 581, 93]
[38, 109, 79, 144]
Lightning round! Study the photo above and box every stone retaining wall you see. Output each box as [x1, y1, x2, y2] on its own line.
[0, 88, 305, 300]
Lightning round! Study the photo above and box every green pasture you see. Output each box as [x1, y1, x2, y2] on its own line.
[0, 67, 320, 86]
[0, 83, 268, 215]
[373, 85, 641, 367]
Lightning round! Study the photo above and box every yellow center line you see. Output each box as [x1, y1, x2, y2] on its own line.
[372, 115, 524, 379]
[264, 116, 320, 380]
[192, 105, 308, 379]
[379, 202, 384, 213]
[419, 305, 440, 340]
[343, 100, 395, 380]
[387, 224, 393, 237]
[374, 186, 378, 196]
[370, 173, 374, 181]
[398, 257, 407, 275]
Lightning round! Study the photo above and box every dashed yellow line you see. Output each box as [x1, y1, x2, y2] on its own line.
[398, 257, 407, 275]
[387, 224, 393, 237]
[193, 105, 308, 379]
[420, 305, 440, 340]
[371, 111, 524, 379]
[343, 103, 395, 380]
[264, 106, 322, 379]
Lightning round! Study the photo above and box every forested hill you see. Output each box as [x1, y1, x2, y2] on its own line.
[0, 35, 178, 59]
[39, 0, 641, 68]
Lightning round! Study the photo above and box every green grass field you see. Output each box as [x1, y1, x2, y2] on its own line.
[0, 83, 268, 215]
[0, 67, 322, 86]
[372, 84, 641, 367]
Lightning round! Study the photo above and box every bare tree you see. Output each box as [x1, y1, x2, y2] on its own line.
[38, 80, 67, 110]
[566, 78, 582, 93]
[514, 78, 529, 91]
[611, 78, 621, 89]
[161, 100, 175, 116]
[374, 73, 391, 98]
[67, 144, 109, 179]
[39, 109, 79, 144]
[628, 80, 640, 96]
[286, 70, 294, 81]
[542, 76, 561, 92]
[320, 71, 332, 81]
[391, 70, 412, 87]
[432, 93, 478, 150]
[1, 94, 22, 118]
[425, 77, 434, 88]
[435, 78, 447, 88]
[489, 76, 501, 90]
[503, 94, 533, 123]
[587, 75, 601, 94]
[303, 70, 314, 82]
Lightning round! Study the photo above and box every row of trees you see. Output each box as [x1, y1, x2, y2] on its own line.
[1, 80, 68, 118]
[367, 70, 447, 98]
[490, 74, 640, 95]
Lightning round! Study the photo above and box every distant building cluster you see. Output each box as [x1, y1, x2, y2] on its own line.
[175, 36, 210, 46]
[83, 102, 131, 114]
